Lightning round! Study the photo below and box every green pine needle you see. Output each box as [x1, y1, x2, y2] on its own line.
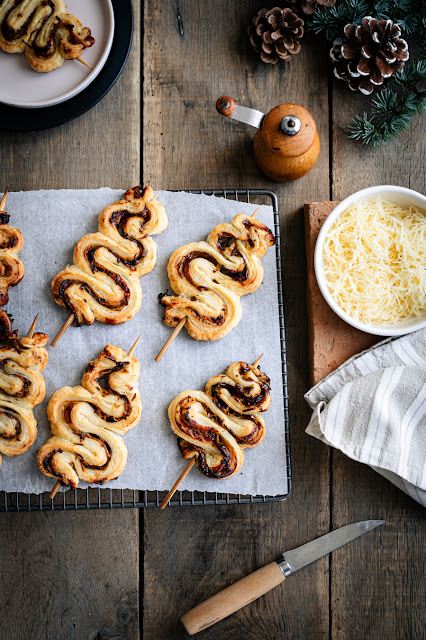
[306, 0, 426, 147]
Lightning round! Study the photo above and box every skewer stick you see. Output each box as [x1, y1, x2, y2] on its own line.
[49, 480, 61, 499]
[250, 207, 259, 219]
[160, 355, 264, 509]
[127, 335, 141, 358]
[0, 185, 9, 211]
[160, 458, 195, 509]
[77, 57, 93, 70]
[253, 353, 263, 368]
[27, 314, 38, 339]
[50, 335, 142, 500]
[155, 317, 186, 362]
[51, 313, 74, 347]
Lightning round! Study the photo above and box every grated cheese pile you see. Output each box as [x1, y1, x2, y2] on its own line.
[323, 198, 426, 325]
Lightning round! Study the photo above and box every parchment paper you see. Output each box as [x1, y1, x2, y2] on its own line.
[0, 189, 288, 497]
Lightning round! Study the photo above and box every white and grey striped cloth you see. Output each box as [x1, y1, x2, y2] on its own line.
[305, 328, 426, 507]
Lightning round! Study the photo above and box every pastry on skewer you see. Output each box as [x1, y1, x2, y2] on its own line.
[0, 0, 94, 72]
[51, 186, 167, 343]
[37, 344, 142, 489]
[0, 187, 24, 306]
[159, 213, 275, 342]
[0, 317, 48, 467]
[168, 360, 271, 480]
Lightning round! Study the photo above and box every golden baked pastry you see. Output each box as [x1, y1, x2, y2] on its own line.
[168, 361, 271, 479]
[0, 328, 48, 467]
[160, 213, 275, 340]
[51, 186, 168, 327]
[0, 310, 12, 342]
[0, 0, 94, 72]
[37, 344, 142, 489]
[0, 196, 24, 306]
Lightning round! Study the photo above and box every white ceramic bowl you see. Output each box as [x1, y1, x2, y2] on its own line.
[314, 185, 426, 337]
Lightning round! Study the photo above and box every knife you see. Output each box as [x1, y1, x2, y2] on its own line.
[181, 520, 385, 635]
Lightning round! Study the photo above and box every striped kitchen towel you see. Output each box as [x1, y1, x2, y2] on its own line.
[305, 327, 426, 506]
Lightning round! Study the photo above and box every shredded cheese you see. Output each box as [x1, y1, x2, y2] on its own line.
[323, 198, 426, 325]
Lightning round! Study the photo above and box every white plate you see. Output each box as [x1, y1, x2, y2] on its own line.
[0, 0, 114, 108]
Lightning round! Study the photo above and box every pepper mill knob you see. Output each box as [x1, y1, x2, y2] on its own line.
[216, 97, 320, 182]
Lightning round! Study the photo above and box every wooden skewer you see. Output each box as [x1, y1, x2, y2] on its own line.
[49, 481, 61, 499]
[127, 335, 141, 358]
[26, 314, 38, 339]
[50, 313, 74, 347]
[155, 317, 186, 362]
[253, 353, 263, 368]
[250, 207, 259, 219]
[76, 57, 93, 70]
[0, 184, 9, 211]
[160, 355, 264, 509]
[49, 335, 142, 500]
[160, 458, 195, 509]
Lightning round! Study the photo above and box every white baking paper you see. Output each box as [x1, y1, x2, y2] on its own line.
[0, 189, 288, 497]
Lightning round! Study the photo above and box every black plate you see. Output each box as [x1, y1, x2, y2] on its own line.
[0, 0, 133, 132]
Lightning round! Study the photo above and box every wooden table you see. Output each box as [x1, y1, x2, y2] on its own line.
[0, 2, 424, 638]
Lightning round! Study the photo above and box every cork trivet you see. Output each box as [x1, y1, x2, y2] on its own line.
[305, 201, 379, 387]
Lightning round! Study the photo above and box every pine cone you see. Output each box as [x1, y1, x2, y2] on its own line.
[286, 0, 336, 16]
[248, 7, 304, 64]
[330, 17, 409, 95]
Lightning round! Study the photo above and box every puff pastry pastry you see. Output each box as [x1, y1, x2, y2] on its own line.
[51, 186, 168, 327]
[0, 328, 48, 467]
[37, 344, 142, 489]
[168, 361, 271, 479]
[0, 0, 94, 72]
[0, 194, 24, 306]
[160, 213, 275, 340]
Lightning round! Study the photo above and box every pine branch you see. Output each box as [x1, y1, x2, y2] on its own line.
[347, 62, 426, 147]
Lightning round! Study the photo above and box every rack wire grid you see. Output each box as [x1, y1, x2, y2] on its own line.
[1, 189, 291, 512]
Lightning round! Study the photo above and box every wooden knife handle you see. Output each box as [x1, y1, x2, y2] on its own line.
[180, 561, 285, 635]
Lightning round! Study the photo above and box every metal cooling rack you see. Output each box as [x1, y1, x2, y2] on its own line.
[0, 189, 291, 512]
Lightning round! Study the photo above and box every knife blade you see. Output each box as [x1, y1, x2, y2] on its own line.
[181, 520, 385, 636]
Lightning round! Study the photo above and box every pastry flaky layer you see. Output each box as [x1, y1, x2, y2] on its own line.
[168, 361, 271, 479]
[51, 186, 168, 327]
[0, 0, 95, 72]
[160, 213, 275, 341]
[37, 344, 142, 489]
[0, 208, 24, 306]
[0, 329, 48, 466]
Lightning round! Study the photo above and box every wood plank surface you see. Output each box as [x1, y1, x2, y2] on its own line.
[0, 2, 141, 639]
[143, 2, 331, 638]
[330, 81, 426, 639]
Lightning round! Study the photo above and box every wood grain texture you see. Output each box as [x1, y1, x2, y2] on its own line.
[143, 2, 330, 639]
[330, 78, 426, 639]
[0, 2, 141, 639]
[181, 561, 286, 635]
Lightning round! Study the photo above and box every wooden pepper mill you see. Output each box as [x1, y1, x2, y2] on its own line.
[216, 96, 320, 182]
